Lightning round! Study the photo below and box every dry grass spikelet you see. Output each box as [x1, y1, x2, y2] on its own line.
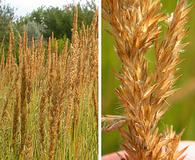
[20, 50, 27, 153]
[49, 66, 65, 160]
[103, 0, 191, 159]
[39, 91, 46, 151]
[12, 77, 20, 151]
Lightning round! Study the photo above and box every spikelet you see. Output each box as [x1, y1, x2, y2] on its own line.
[12, 77, 19, 151]
[103, 0, 191, 159]
[20, 46, 27, 153]
[39, 91, 46, 151]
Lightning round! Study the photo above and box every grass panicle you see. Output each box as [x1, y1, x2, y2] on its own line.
[103, 0, 191, 159]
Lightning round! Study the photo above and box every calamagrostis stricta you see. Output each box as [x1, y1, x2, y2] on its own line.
[0, 6, 98, 159]
[103, 0, 191, 159]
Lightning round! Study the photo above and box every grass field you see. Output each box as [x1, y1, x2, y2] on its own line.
[0, 9, 98, 160]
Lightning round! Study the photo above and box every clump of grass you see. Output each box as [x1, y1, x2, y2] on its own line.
[0, 7, 98, 160]
[103, 0, 191, 159]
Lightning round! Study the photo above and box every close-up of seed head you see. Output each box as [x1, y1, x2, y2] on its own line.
[102, 0, 191, 159]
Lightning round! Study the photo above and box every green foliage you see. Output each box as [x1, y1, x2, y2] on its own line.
[0, 2, 20, 61]
[23, 21, 43, 41]
[57, 35, 69, 53]
[16, 3, 95, 40]
[0, 2, 14, 44]
[0, 1, 96, 61]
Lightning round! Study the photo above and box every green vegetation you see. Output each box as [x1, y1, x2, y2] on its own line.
[0, 1, 96, 48]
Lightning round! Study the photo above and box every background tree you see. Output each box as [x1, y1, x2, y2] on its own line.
[0, 0, 96, 58]
[0, 1, 15, 43]
[16, 2, 96, 40]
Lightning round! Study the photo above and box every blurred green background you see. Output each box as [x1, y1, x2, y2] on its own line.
[102, 0, 195, 155]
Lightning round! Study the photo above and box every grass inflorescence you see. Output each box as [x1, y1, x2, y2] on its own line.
[0, 8, 98, 160]
[102, 0, 191, 159]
